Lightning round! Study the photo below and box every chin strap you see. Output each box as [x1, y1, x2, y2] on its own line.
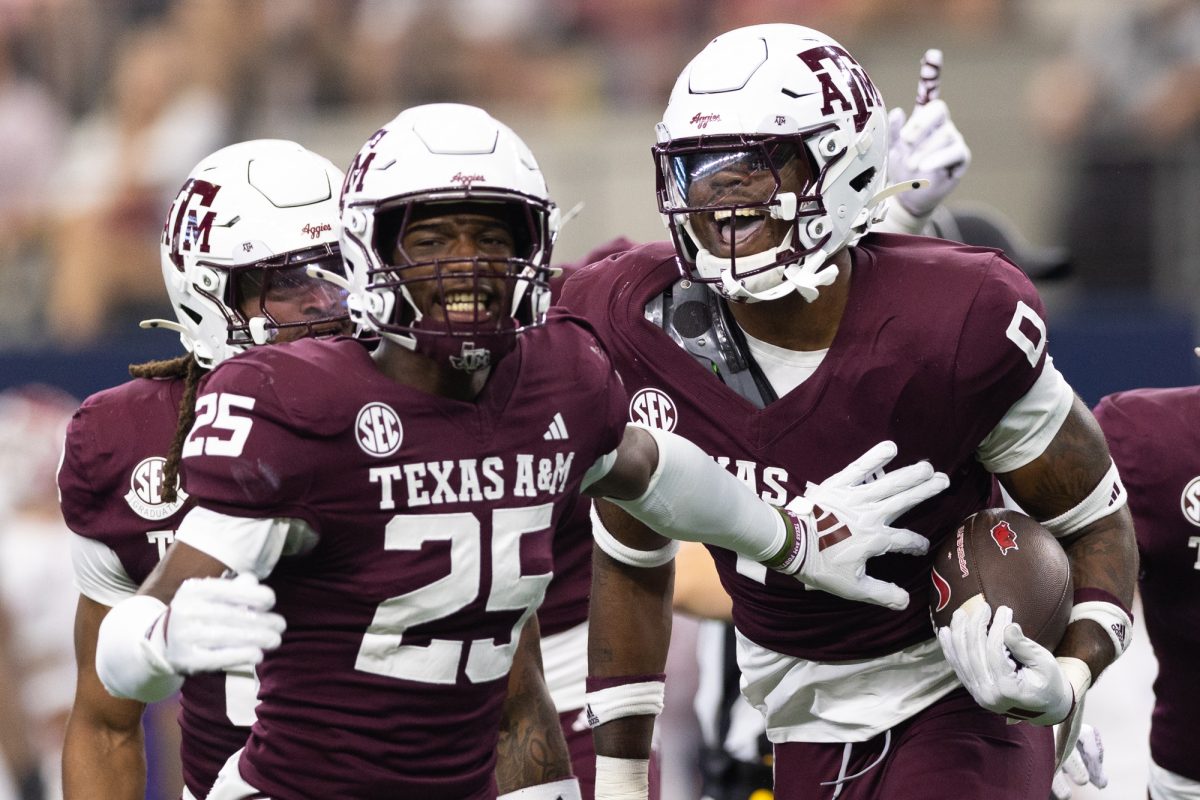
[139, 318, 189, 336]
[867, 178, 931, 208]
[305, 264, 353, 292]
[139, 318, 203, 357]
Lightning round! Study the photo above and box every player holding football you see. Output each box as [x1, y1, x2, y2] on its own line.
[1094, 373, 1200, 799]
[91, 103, 949, 799]
[559, 25, 1138, 800]
[59, 140, 353, 799]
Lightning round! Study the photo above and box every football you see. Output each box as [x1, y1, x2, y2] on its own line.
[929, 508, 1072, 650]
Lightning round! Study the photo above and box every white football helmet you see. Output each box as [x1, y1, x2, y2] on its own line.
[157, 139, 350, 368]
[338, 103, 559, 372]
[655, 24, 891, 303]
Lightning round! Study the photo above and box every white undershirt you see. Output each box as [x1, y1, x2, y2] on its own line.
[739, 328, 828, 398]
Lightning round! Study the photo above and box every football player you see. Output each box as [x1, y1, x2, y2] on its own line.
[91, 103, 949, 799]
[558, 25, 1138, 800]
[59, 139, 353, 800]
[1094, 370, 1200, 799]
[673, 47, 975, 800]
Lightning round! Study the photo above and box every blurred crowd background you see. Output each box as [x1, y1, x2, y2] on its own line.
[0, 0, 1196, 798]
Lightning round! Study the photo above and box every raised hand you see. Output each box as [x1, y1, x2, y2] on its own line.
[887, 49, 972, 221]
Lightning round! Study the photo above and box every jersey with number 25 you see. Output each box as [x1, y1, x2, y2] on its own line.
[180, 320, 627, 799]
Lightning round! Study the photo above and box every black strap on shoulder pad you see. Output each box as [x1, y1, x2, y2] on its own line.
[645, 277, 777, 409]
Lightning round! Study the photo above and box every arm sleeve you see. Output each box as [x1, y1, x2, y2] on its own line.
[605, 426, 787, 563]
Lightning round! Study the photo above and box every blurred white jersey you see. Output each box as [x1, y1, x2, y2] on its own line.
[0, 511, 76, 800]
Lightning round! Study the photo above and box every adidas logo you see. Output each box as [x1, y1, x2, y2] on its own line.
[543, 412, 569, 441]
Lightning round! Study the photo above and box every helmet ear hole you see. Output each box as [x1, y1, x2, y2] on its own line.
[179, 304, 203, 326]
[849, 168, 877, 193]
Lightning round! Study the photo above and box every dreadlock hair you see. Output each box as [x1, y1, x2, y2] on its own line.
[128, 353, 206, 504]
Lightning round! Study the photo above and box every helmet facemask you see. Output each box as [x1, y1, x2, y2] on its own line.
[218, 244, 351, 347]
[363, 194, 554, 372]
[655, 131, 844, 303]
[655, 24, 891, 305]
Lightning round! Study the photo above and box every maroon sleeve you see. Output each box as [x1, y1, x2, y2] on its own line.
[57, 401, 101, 535]
[180, 361, 323, 528]
[951, 254, 1050, 449]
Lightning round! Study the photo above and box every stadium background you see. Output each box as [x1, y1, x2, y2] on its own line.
[0, 1, 1191, 798]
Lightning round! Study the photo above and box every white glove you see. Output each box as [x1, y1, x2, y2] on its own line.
[153, 574, 286, 674]
[1051, 723, 1107, 799]
[779, 441, 949, 611]
[885, 50, 971, 224]
[937, 598, 1089, 726]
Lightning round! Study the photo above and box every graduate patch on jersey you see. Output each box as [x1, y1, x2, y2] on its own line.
[628, 387, 678, 431]
[355, 402, 403, 457]
[124, 456, 189, 521]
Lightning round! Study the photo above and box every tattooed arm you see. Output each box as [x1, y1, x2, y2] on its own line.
[998, 396, 1138, 680]
[495, 614, 574, 793]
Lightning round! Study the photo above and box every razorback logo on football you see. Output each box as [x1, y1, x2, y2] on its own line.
[990, 521, 1019, 555]
[930, 566, 952, 613]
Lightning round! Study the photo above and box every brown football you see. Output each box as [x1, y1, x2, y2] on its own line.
[929, 508, 1072, 650]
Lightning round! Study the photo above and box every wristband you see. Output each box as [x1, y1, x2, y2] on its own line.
[763, 508, 809, 575]
[1070, 591, 1133, 658]
[95, 594, 183, 702]
[585, 674, 666, 728]
[1041, 462, 1126, 538]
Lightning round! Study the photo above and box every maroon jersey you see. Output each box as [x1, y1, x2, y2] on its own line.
[559, 236, 1048, 661]
[1094, 387, 1200, 781]
[540, 236, 638, 638]
[182, 323, 627, 799]
[58, 376, 250, 798]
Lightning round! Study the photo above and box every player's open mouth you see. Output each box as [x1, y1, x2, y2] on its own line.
[712, 209, 768, 249]
[439, 289, 497, 323]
